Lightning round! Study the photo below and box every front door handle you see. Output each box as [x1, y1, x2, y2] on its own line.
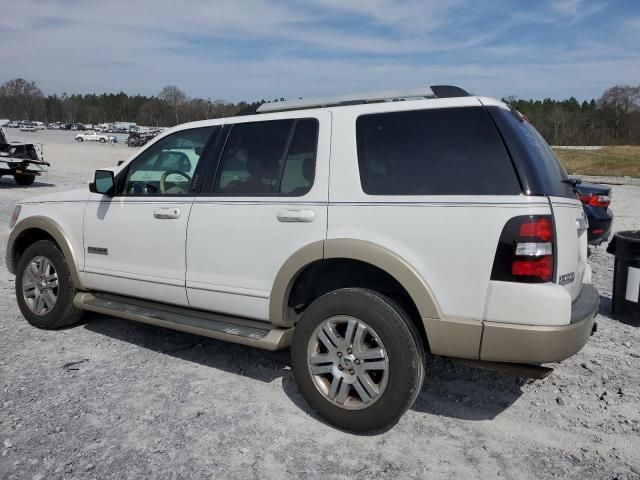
[153, 207, 181, 219]
[277, 209, 315, 223]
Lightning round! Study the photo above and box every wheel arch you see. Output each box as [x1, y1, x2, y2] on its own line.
[269, 239, 442, 330]
[7, 216, 84, 289]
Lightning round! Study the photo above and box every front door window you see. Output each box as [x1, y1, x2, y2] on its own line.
[122, 126, 215, 196]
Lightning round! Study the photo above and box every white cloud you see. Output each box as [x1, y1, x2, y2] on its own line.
[0, 0, 637, 101]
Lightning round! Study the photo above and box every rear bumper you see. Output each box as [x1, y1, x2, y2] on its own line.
[587, 217, 613, 245]
[479, 284, 599, 364]
[584, 205, 613, 245]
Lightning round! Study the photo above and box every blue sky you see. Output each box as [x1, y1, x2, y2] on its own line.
[1, 0, 638, 102]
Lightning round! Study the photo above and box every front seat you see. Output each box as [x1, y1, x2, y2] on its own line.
[225, 148, 279, 194]
[290, 156, 315, 195]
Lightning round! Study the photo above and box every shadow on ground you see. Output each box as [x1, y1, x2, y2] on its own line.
[0, 178, 54, 188]
[599, 295, 614, 320]
[83, 312, 526, 429]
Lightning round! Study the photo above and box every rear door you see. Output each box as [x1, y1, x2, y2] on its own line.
[186, 113, 330, 321]
[551, 198, 588, 299]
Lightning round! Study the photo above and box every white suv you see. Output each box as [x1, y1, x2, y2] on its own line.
[5, 86, 599, 431]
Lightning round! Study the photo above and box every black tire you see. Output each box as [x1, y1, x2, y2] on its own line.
[76, 137, 83, 142]
[15, 240, 84, 329]
[99, 138, 106, 143]
[14, 174, 35, 186]
[291, 288, 425, 432]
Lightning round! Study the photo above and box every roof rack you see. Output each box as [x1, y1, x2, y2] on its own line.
[255, 85, 469, 113]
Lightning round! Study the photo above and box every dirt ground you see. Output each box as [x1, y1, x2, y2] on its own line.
[1, 130, 639, 480]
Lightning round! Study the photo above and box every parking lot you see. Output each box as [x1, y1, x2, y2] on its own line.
[1, 130, 639, 479]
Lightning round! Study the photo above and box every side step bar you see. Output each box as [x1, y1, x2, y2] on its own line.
[73, 292, 293, 350]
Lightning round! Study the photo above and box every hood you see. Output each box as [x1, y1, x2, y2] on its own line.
[21, 187, 91, 205]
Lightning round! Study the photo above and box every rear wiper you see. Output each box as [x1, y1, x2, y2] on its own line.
[562, 177, 582, 187]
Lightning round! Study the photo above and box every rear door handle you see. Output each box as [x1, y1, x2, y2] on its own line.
[153, 207, 181, 219]
[277, 209, 315, 223]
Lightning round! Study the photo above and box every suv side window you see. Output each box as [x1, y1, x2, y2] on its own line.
[214, 118, 318, 196]
[356, 107, 521, 195]
[121, 126, 215, 196]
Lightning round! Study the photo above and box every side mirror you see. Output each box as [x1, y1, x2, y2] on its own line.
[117, 160, 124, 166]
[89, 170, 115, 196]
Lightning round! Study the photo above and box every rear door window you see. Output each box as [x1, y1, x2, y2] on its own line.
[356, 107, 521, 195]
[214, 118, 318, 196]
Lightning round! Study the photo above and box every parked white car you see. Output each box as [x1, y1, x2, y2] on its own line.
[75, 131, 110, 143]
[5, 85, 599, 432]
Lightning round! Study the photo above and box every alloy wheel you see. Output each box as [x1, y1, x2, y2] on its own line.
[22, 255, 59, 316]
[306, 315, 389, 410]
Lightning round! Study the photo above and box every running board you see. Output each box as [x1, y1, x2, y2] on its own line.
[73, 292, 293, 350]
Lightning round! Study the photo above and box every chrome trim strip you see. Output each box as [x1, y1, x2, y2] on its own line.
[186, 281, 270, 299]
[84, 267, 184, 287]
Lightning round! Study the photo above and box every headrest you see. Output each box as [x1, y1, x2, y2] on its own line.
[246, 150, 279, 180]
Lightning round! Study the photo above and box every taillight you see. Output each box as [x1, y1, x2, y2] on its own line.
[491, 215, 555, 283]
[519, 217, 553, 242]
[578, 193, 610, 208]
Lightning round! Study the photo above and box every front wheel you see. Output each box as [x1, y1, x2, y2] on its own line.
[291, 288, 425, 432]
[15, 240, 84, 329]
[76, 137, 83, 142]
[14, 174, 35, 186]
[99, 138, 106, 143]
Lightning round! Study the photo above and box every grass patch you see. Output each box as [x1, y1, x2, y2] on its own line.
[553, 146, 640, 178]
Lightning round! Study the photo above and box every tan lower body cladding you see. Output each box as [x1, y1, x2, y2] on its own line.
[424, 315, 596, 364]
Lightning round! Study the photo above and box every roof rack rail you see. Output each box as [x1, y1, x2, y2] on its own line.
[256, 85, 469, 113]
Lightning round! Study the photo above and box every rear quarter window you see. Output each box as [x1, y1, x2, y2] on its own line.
[486, 106, 576, 199]
[356, 107, 521, 195]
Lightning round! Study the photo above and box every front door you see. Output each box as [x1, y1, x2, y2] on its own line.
[186, 113, 330, 321]
[83, 126, 217, 306]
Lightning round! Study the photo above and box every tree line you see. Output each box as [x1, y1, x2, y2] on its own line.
[1, 78, 638, 145]
[0, 79, 255, 128]
[506, 85, 640, 145]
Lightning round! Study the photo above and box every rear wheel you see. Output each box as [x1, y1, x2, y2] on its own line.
[14, 174, 35, 186]
[15, 240, 84, 329]
[291, 288, 425, 432]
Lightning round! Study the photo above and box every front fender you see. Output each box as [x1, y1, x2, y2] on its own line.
[6, 216, 85, 289]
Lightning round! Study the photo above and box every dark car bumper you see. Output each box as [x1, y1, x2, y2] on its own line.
[584, 206, 613, 245]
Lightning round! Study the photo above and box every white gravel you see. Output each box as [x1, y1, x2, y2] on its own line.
[1, 130, 639, 479]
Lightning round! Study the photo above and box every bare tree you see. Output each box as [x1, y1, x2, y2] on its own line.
[158, 85, 187, 125]
[0, 78, 45, 120]
[599, 85, 640, 140]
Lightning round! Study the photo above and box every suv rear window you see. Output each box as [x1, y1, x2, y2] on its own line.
[356, 107, 521, 195]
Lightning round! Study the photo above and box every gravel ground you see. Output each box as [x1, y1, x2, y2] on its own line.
[1, 130, 639, 480]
